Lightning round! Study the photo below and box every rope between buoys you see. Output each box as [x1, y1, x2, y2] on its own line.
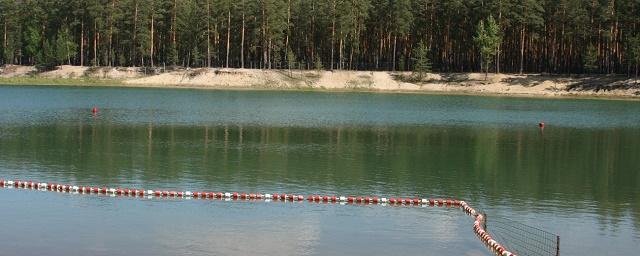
[0, 178, 515, 256]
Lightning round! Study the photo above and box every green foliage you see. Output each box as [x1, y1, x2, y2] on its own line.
[391, 0, 413, 36]
[36, 39, 57, 71]
[167, 42, 178, 66]
[24, 26, 41, 62]
[626, 35, 640, 66]
[286, 48, 296, 71]
[398, 54, 405, 71]
[412, 41, 431, 81]
[0, 0, 637, 75]
[314, 55, 323, 72]
[474, 15, 502, 78]
[54, 25, 76, 65]
[583, 44, 598, 73]
[190, 46, 202, 67]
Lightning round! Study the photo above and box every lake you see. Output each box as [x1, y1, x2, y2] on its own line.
[0, 85, 639, 256]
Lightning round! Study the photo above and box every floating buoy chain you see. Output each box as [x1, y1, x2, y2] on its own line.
[1, 178, 516, 256]
[466, 203, 516, 256]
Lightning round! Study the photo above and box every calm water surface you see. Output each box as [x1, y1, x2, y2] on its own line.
[0, 85, 639, 256]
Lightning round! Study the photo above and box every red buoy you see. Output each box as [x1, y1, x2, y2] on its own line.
[538, 121, 545, 128]
[91, 107, 98, 113]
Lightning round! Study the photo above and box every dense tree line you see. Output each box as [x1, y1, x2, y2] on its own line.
[0, 0, 639, 75]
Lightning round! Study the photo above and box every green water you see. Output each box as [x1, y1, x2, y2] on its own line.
[0, 85, 639, 255]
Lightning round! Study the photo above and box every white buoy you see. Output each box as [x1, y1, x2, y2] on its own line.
[224, 192, 231, 198]
[339, 196, 346, 202]
[265, 194, 272, 199]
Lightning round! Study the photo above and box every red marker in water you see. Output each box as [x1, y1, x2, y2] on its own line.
[538, 121, 545, 128]
[91, 107, 98, 114]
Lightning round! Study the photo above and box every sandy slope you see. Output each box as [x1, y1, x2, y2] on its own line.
[1, 65, 638, 98]
[0, 65, 36, 78]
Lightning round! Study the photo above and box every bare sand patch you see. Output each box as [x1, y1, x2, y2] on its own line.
[0, 65, 36, 78]
[2, 65, 638, 98]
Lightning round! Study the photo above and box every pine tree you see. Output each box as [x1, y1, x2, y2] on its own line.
[474, 15, 502, 80]
[191, 45, 201, 67]
[0, 0, 20, 65]
[513, 0, 544, 74]
[583, 44, 598, 74]
[54, 25, 77, 65]
[259, 0, 287, 69]
[286, 47, 296, 75]
[391, 0, 413, 71]
[314, 55, 323, 72]
[412, 41, 431, 81]
[24, 25, 42, 65]
[625, 35, 640, 78]
[0, 0, 637, 75]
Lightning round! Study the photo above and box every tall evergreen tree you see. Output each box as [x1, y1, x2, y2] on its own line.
[583, 44, 599, 73]
[626, 34, 640, 78]
[474, 15, 502, 79]
[54, 24, 77, 65]
[412, 41, 431, 81]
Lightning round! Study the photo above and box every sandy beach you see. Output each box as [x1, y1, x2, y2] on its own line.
[1, 65, 638, 99]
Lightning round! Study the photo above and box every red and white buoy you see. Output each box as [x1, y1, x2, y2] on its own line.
[1, 177, 516, 256]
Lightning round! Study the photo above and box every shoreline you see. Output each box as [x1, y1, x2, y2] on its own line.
[1, 65, 638, 100]
[4, 81, 639, 102]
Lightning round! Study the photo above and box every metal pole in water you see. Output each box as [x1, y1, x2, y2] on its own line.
[556, 235, 560, 256]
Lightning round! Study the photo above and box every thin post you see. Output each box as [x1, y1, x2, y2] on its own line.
[483, 213, 487, 231]
[556, 235, 560, 256]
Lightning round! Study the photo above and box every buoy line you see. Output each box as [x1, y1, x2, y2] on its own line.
[1, 178, 515, 256]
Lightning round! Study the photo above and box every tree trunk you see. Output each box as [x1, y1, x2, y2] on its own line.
[497, 4, 502, 73]
[3, 21, 7, 64]
[109, 0, 115, 66]
[93, 21, 98, 66]
[377, 36, 382, 69]
[520, 26, 525, 74]
[268, 39, 272, 69]
[150, 12, 154, 67]
[330, 0, 336, 70]
[133, 2, 138, 67]
[240, 0, 245, 69]
[226, 7, 231, 68]
[66, 37, 71, 65]
[80, 21, 84, 66]
[392, 34, 397, 71]
[285, 0, 290, 53]
[349, 38, 354, 70]
[262, 2, 267, 69]
[339, 33, 343, 70]
[206, 0, 211, 68]
[171, 0, 177, 64]
[310, 1, 315, 66]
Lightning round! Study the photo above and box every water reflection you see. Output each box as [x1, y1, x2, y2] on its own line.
[1, 86, 639, 254]
[1, 123, 638, 233]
